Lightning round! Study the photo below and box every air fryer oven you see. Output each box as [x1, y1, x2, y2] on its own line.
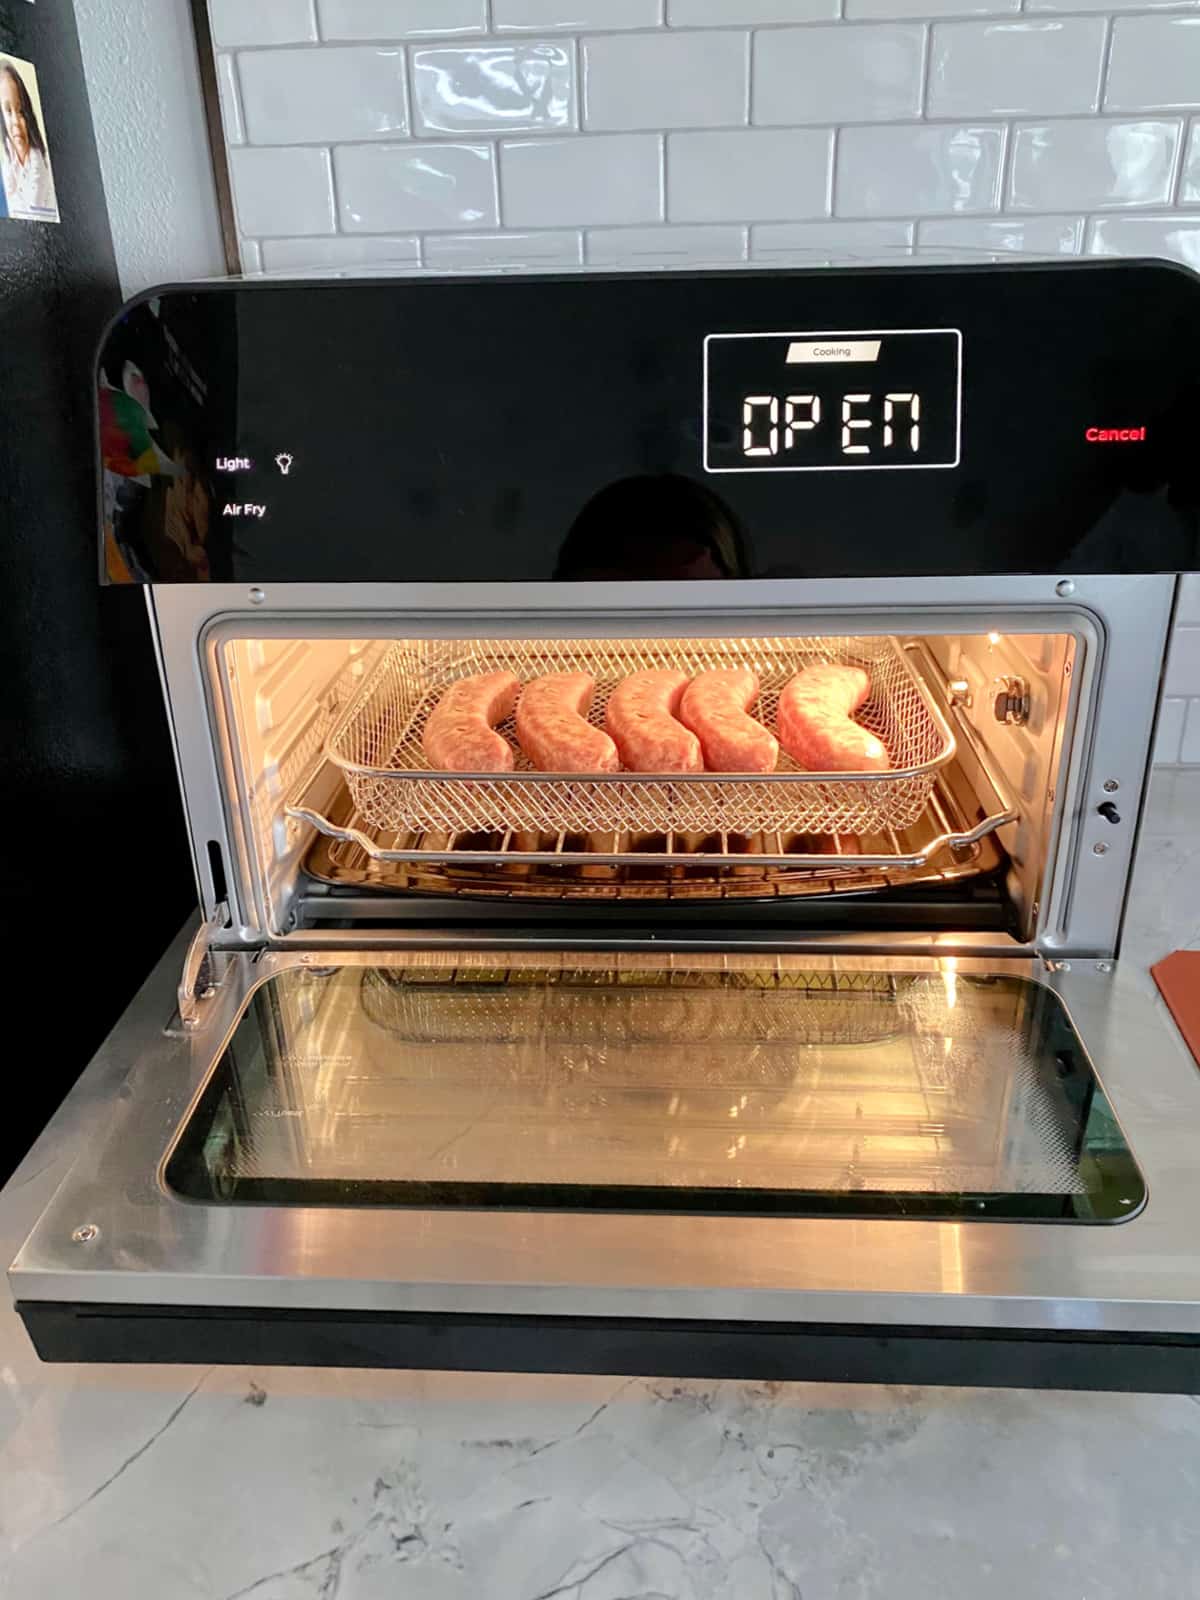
[12, 260, 1200, 1389]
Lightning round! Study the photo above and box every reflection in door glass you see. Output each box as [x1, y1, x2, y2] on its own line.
[167, 960, 1143, 1222]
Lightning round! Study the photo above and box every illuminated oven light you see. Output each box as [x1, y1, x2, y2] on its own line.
[988, 632, 1002, 647]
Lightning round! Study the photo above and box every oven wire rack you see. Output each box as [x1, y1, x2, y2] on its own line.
[316, 635, 958, 839]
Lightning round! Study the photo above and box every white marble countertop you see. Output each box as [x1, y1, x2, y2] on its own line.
[3, 770, 1200, 1600]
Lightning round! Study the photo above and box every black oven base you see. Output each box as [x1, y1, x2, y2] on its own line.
[17, 1302, 1200, 1394]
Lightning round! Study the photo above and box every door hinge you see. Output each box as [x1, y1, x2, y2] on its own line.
[176, 901, 230, 1031]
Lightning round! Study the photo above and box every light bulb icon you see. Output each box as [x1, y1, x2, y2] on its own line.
[275, 452, 294, 477]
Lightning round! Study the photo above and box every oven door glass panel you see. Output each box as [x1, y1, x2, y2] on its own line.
[165, 963, 1142, 1222]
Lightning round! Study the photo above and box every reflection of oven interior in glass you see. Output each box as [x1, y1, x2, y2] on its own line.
[167, 963, 1142, 1221]
[217, 629, 1074, 936]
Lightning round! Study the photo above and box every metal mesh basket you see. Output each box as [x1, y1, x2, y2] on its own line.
[358, 967, 904, 1050]
[325, 635, 955, 837]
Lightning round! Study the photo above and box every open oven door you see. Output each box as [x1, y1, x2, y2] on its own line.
[11, 935, 1200, 1392]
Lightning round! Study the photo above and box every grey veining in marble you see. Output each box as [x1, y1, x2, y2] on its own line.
[2, 771, 1199, 1599]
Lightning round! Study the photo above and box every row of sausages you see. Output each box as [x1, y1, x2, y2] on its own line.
[421, 664, 890, 776]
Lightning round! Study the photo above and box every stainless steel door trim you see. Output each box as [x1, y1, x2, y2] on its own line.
[12, 931, 1200, 1334]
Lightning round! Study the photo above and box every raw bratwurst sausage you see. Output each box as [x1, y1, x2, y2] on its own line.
[515, 672, 620, 772]
[776, 664, 889, 772]
[421, 669, 520, 772]
[605, 669, 703, 773]
[678, 668, 779, 773]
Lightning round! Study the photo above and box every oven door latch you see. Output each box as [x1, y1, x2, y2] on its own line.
[176, 901, 230, 1031]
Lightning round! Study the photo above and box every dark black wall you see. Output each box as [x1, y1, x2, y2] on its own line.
[0, 0, 192, 1181]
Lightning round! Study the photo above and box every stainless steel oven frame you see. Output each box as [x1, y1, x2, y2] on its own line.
[149, 572, 1174, 960]
[11, 569, 1199, 1388]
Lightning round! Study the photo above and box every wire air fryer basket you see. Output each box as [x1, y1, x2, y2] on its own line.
[324, 635, 956, 838]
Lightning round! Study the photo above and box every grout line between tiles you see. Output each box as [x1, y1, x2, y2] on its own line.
[234, 202, 1200, 242]
[1169, 113, 1191, 206]
[918, 23, 934, 120]
[213, 8, 1200, 54]
[573, 35, 584, 133]
[492, 130, 507, 227]
[997, 120, 1016, 211]
[323, 143, 342, 237]
[1096, 14, 1116, 114]
[228, 113, 1194, 157]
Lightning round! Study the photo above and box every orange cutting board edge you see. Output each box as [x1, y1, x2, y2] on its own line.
[1151, 950, 1200, 1068]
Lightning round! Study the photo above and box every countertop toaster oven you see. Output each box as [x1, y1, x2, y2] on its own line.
[11, 259, 1200, 1390]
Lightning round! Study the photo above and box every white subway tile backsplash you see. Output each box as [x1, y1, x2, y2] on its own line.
[1166, 627, 1200, 696]
[1106, 17, 1200, 112]
[336, 141, 497, 230]
[412, 45, 575, 136]
[1087, 211, 1200, 265]
[229, 146, 336, 235]
[668, 128, 833, 221]
[500, 134, 663, 225]
[670, 0, 837, 22]
[260, 235, 420, 270]
[586, 222, 747, 260]
[837, 124, 1005, 215]
[928, 20, 1107, 118]
[751, 218, 914, 255]
[423, 229, 583, 264]
[210, 0, 316, 47]
[1029, 0, 1199, 10]
[847, 0, 1018, 19]
[1183, 121, 1200, 199]
[1179, 573, 1200, 625]
[584, 31, 747, 131]
[918, 213, 1085, 250]
[1182, 699, 1200, 763]
[495, 0, 663, 29]
[238, 47, 408, 146]
[1155, 698, 1187, 764]
[317, 0, 487, 38]
[1009, 118, 1181, 209]
[215, 54, 244, 147]
[753, 25, 925, 126]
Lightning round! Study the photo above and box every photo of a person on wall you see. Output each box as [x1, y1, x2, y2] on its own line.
[0, 55, 59, 223]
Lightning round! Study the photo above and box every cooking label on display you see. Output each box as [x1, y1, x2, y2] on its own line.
[703, 328, 962, 473]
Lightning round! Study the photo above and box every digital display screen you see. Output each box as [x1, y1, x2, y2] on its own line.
[703, 328, 962, 473]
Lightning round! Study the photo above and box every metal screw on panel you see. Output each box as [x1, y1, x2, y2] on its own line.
[249, 587, 266, 606]
[1103, 779, 1120, 793]
[72, 1224, 99, 1244]
[1055, 579, 1076, 597]
[1096, 961, 1114, 974]
[1093, 842, 1109, 855]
